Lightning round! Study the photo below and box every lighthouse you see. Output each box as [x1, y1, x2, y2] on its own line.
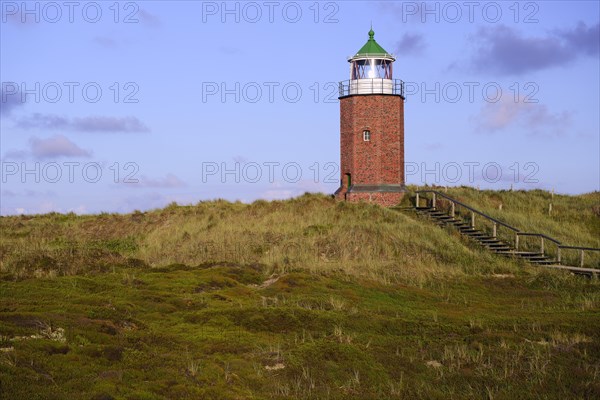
[334, 29, 406, 206]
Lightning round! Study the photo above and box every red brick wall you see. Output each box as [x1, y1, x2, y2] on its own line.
[345, 192, 404, 207]
[335, 94, 405, 206]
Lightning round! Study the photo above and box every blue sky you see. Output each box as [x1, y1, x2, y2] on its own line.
[1, 1, 599, 214]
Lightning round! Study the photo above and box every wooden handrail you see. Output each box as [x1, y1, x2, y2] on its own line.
[415, 190, 600, 267]
[559, 245, 600, 251]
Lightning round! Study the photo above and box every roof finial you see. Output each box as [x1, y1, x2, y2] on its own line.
[368, 23, 374, 40]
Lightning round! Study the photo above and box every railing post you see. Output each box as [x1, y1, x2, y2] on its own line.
[540, 237, 545, 255]
[492, 223, 497, 238]
[415, 192, 420, 208]
[470, 212, 475, 229]
[515, 233, 519, 251]
[557, 247, 561, 264]
[450, 202, 455, 217]
[432, 193, 436, 209]
[580, 250, 584, 268]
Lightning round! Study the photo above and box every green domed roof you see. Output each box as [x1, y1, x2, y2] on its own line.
[353, 29, 393, 58]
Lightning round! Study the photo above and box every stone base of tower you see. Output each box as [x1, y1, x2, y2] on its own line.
[334, 185, 406, 207]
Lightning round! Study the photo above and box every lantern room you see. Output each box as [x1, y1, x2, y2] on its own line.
[349, 28, 395, 80]
[350, 57, 394, 80]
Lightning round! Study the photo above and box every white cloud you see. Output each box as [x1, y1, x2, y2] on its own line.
[472, 97, 571, 137]
[122, 173, 186, 189]
[29, 135, 92, 159]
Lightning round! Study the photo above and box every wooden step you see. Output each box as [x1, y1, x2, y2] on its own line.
[517, 254, 547, 260]
[485, 243, 510, 248]
[451, 222, 470, 227]
[480, 241, 503, 246]
[458, 227, 479, 233]
[463, 231, 486, 237]
[529, 259, 558, 265]
[474, 237, 497, 241]
[428, 213, 447, 217]
[441, 220, 461, 225]
[490, 247, 513, 253]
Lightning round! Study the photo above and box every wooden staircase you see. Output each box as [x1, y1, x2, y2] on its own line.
[406, 191, 600, 277]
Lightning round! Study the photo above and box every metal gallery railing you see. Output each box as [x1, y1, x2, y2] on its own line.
[338, 79, 405, 97]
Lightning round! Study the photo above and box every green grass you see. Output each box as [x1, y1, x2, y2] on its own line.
[0, 188, 599, 399]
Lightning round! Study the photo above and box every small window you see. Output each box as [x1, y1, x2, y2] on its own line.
[363, 130, 371, 141]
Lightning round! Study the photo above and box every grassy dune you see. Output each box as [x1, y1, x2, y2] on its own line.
[0, 188, 599, 399]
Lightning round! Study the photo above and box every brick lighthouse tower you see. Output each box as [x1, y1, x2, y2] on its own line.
[334, 29, 406, 206]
